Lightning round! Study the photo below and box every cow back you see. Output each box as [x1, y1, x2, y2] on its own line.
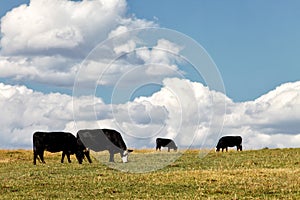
[77, 129, 127, 152]
[33, 132, 78, 153]
[156, 138, 173, 146]
[102, 129, 127, 150]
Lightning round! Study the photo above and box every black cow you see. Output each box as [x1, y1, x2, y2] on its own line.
[216, 136, 242, 152]
[77, 129, 133, 163]
[156, 138, 177, 152]
[33, 131, 87, 165]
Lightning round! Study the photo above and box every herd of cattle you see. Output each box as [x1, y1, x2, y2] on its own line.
[32, 129, 242, 165]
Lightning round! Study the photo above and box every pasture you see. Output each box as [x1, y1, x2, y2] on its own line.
[0, 148, 299, 199]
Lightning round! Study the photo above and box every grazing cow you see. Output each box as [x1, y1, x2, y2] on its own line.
[156, 138, 178, 152]
[216, 136, 242, 152]
[77, 129, 133, 163]
[33, 131, 86, 165]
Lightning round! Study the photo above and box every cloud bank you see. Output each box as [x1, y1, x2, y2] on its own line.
[0, 79, 299, 149]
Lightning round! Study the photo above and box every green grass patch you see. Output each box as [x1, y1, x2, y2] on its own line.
[0, 148, 299, 199]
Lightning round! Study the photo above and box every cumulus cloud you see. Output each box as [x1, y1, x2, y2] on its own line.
[1, 79, 299, 150]
[0, 82, 108, 148]
[222, 82, 300, 148]
[0, 0, 158, 87]
[0, 0, 127, 56]
[0, 56, 78, 86]
[73, 38, 184, 90]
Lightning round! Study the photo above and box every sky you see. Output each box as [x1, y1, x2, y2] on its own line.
[0, 0, 299, 150]
[127, 0, 300, 101]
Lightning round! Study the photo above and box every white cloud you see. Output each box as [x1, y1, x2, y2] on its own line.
[0, 0, 127, 56]
[0, 0, 128, 87]
[0, 0, 156, 58]
[108, 17, 157, 39]
[0, 82, 106, 148]
[221, 82, 300, 149]
[113, 40, 136, 55]
[0, 56, 78, 86]
[73, 38, 185, 89]
[136, 39, 181, 66]
[0, 0, 175, 88]
[224, 82, 300, 134]
[1, 80, 299, 150]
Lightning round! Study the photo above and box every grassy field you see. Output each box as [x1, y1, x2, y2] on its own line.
[0, 148, 299, 199]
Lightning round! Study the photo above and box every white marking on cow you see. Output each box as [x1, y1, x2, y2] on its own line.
[121, 150, 129, 163]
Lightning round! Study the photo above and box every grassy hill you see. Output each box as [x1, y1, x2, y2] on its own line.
[0, 148, 299, 199]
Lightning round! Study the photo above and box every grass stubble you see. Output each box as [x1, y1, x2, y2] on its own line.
[0, 148, 299, 199]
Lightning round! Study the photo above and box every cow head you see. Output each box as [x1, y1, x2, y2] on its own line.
[83, 148, 92, 163]
[76, 137, 92, 164]
[121, 149, 133, 163]
[75, 150, 85, 164]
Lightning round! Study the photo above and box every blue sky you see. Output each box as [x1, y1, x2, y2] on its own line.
[0, 0, 299, 150]
[1, 0, 299, 101]
[127, 0, 300, 101]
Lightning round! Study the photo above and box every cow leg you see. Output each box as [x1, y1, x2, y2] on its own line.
[66, 153, 71, 163]
[33, 150, 38, 165]
[226, 147, 228, 152]
[168, 147, 170, 152]
[156, 145, 161, 151]
[84, 151, 92, 163]
[61, 152, 71, 163]
[61, 152, 65, 163]
[109, 151, 114, 162]
[39, 151, 45, 163]
[238, 145, 242, 151]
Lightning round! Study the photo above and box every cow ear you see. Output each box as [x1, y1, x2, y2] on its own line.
[128, 149, 133, 153]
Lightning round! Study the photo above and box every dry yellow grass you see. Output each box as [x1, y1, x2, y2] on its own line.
[0, 148, 299, 199]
